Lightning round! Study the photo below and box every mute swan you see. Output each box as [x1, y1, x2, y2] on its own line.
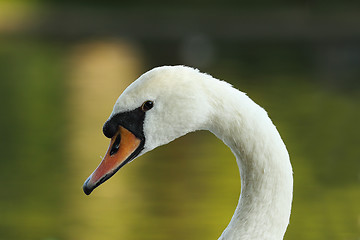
[83, 65, 293, 240]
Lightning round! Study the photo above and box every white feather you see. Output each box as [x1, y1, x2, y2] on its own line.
[110, 65, 293, 240]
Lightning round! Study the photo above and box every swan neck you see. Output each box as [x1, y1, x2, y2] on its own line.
[206, 86, 293, 240]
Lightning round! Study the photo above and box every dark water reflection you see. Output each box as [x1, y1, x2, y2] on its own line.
[0, 40, 359, 240]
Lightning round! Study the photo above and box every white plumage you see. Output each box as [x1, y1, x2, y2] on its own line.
[103, 65, 293, 239]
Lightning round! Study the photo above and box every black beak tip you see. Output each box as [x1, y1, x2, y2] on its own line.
[83, 178, 94, 195]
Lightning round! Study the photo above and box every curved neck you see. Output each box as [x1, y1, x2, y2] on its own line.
[205, 83, 293, 240]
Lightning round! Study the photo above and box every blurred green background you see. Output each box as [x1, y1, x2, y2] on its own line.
[0, 1, 359, 240]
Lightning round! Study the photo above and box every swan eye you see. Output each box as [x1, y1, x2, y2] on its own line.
[141, 100, 154, 112]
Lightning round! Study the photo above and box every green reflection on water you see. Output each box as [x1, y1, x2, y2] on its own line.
[0, 40, 359, 240]
[0, 40, 67, 240]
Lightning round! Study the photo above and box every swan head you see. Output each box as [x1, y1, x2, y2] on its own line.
[83, 66, 215, 195]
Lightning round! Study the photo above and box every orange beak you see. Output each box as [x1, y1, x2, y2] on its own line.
[83, 126, 142, 195]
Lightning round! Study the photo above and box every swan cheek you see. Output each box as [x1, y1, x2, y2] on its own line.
[83, 126, 143, 195]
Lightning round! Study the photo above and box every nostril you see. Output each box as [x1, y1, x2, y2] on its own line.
[110, 133, 121, 156]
